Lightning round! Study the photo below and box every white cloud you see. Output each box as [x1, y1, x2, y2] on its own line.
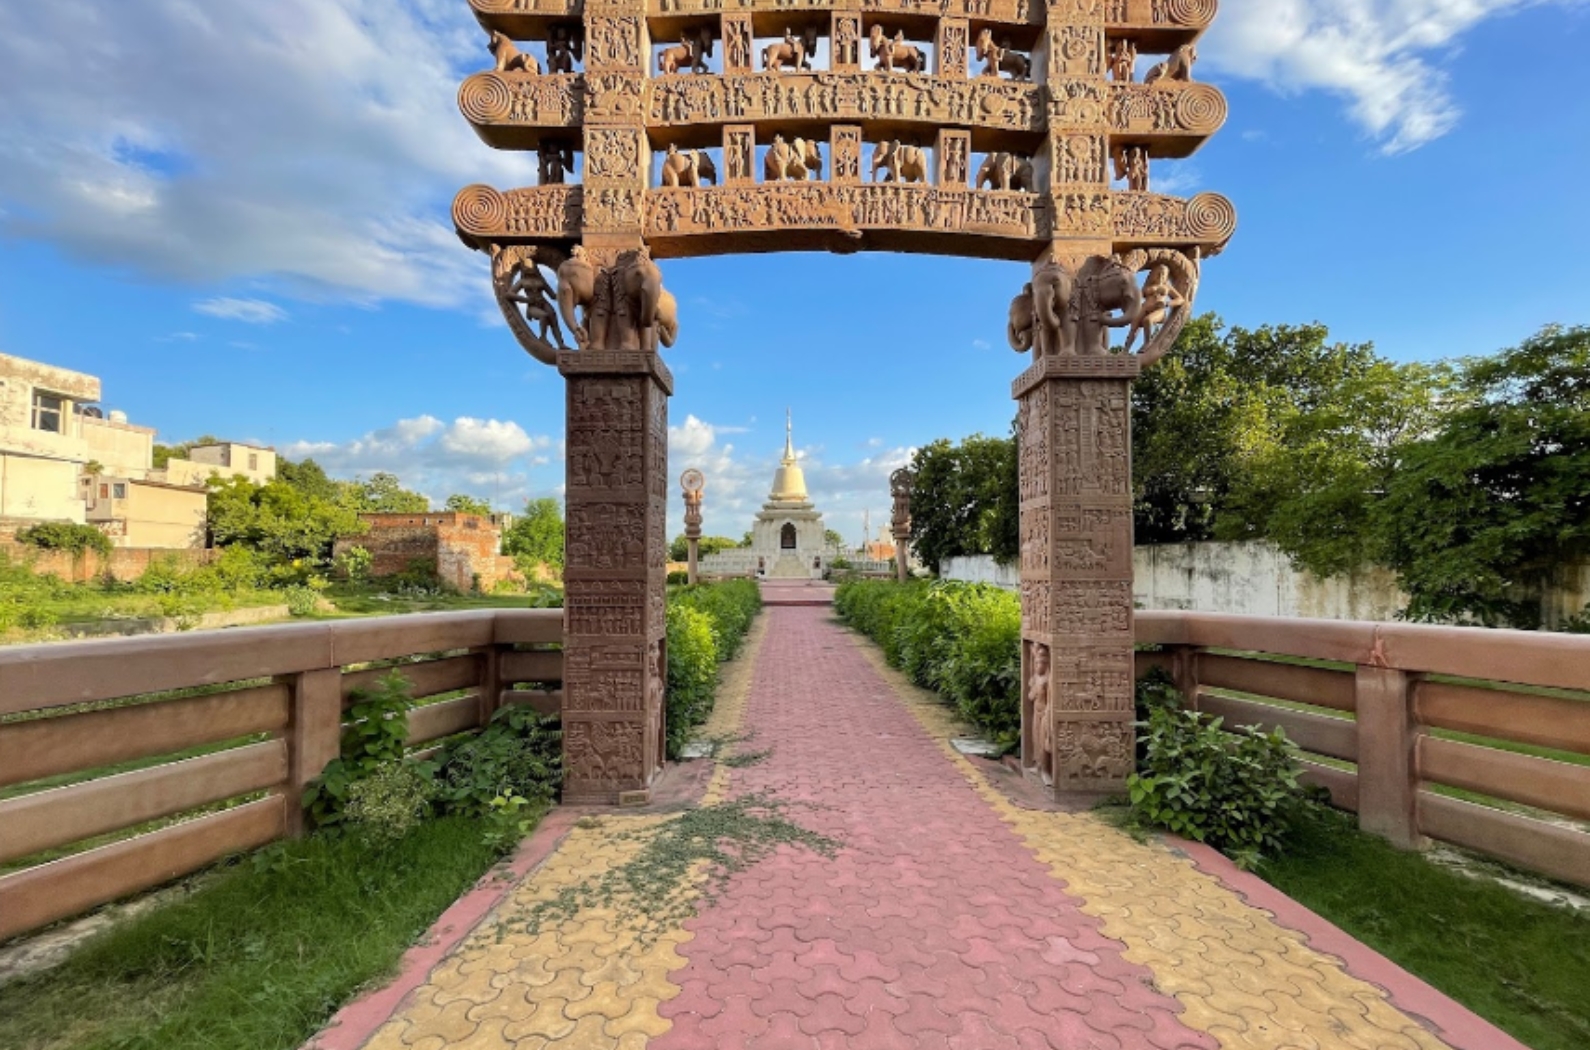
[193, 297, 288, 325]
[0, 1, 533, 309]
[1210, 0, 1585, 153]
[283, 413, 556, 508]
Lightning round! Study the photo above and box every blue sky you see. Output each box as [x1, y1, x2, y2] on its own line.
[2, 0, 1587, 543]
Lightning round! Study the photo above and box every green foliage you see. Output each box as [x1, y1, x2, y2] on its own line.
[666, 570, 689, 586]
[823, 529, 846, 549]
[0, 817, 503, 1050]
[444, 494, 493, 516]
[504, 497, 564, 572]
[1127, 673, 1314, 868]
[342, 472, 429, 514]
[1375, 325, 1590, 627]
[344, 760, 436, 840]
[668, 534, 739, 562]
[671, 579, 761, 661]
[835, 580, 1021, 747]
[207, 474, 366, 566]
[909, 434, 1019, 573]
[665, 603, 719, 759]
[303, 671, 414, 828]
[433, 705, 562, 817]
[276, 457, 340, 501]
[16, 521, 113, 557]
[283, 585, 321, 617]
[335, 545, 372, 582]
[482, 791, 542, 854]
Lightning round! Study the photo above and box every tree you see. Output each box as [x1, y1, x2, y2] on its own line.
[910, 434, 1018, 574]
[1375, 325, 1590, 627]
[445, 494, 493, 516]
[824, 529, 847, 550]
[669, 534, 741, 562]
[278, 457, 340, 502]
[341, 472, 429, 514]
[739, 531, 754, 547]
[207, 475, 365, 564]
[504, 497, 564, 571]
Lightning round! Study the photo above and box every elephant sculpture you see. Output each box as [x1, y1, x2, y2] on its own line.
[1071, 257, 1142, 356]
[652, 288, 679, 351]
[870, 140, 927, 184]
[1007, 282, 1035, 355]
[555, 246, 667, 352]
[868, 25, 927, 73]
[555, 247, 598, 349]
[762, 27, 815, 72]
[764, 136, 822, 181]
[659, 144, 718, 187]
[976, 152, 1035, 192]
[1029, 263, 1070, 357]
[1144, 44, 1197, 85]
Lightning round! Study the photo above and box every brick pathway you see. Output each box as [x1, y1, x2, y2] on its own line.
[319, 605, 1524, 1050]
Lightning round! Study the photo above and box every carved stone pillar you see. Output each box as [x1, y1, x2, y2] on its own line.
[559, 350, 671, 805]
[722, 14, 753, 74]
[890, 468, 913, 585]
[1040, 3, 1111, 268]
[936, 18, 968, 78]
[681, 469, 704, 586]
[1015, 355, 1138, 797]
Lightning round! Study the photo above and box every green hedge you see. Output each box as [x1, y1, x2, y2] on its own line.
[665, 580, 762, 758]
[835, 579, 1021, 748]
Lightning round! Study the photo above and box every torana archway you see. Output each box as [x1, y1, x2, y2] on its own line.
[452, 0, 1236, 804]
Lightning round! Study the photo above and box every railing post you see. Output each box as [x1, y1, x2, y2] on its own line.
[1355, 666, 1425, 850]
[1169, 644, 1200, 712]
[476, 646, 503, 726]
[285, 668, 342, 837]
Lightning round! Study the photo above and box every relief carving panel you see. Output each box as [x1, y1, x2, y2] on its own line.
[646, 184, 1046, 241]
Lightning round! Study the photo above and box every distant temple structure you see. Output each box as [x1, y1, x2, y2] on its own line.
[700, 413, 838, 580]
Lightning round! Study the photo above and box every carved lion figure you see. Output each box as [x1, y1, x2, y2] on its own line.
[976, 152, 1035, 192]
[488, 31, 541, 75]
[868, 25, 927, 74]
[870, 140, 927, 184]
[1144, 44, 1197, 85]
[659, 144, 718, 187]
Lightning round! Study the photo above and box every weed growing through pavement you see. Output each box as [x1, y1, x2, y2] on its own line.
[510, 793, 837, 946]
[722, 749, 771, 768]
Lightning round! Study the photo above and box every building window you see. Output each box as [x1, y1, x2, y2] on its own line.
[31, 392, 63, 434]
[113, 483, 127, 499]
[248, 453, 259, 471]
[99, 484, 109, 499]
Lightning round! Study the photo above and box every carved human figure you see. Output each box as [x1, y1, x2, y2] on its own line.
[1144, 44, 1197, 85]
[1108, 39, 1136, 82]
[974, 28, 1030, 80]
[1123, 263, 1186, 353]
[868, 25, 927, 74]
[834, 18, 860, 66]
[1113, 145, 1150, 192]
[646, 641, 665, 771]
[489, 30, 541, 75]
[502, 251, 565, 351]
[538, 142, 574, 185]
[871, 140, 927, 183]
[976, 152, 1034, 192]
[547, 25, 583, 74]
[726, 22, 751, 71]
[1029, 644, 1053, 783]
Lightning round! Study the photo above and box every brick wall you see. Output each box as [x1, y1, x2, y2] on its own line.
[335, 512, 512, 592]
[0, 537, 217, 583]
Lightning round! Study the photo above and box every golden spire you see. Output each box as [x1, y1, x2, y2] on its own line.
[782, 408, 796, 465]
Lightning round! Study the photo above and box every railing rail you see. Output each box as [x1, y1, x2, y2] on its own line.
[1136, 611, 1590, 888]
[0, 610, 563, 942]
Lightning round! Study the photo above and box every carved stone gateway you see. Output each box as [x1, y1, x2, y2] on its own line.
[454, 0, 1233, 802]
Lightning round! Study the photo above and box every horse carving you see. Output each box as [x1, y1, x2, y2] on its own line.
[657, 27, 712, 75]
[762, 28, 815, 73]
[974, 29, 1029, 80]
[868, 25, 927, 74]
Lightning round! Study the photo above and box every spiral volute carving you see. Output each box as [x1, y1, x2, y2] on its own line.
[1175, 84, 1226, 133]
[1157, 0, 1218, 26]
[1185, 192, 1237, 242]
[459, 73, 513, 124]
[453, 184, 510, 236]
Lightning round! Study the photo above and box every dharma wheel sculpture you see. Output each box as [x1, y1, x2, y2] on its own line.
[454, 0, 1235, 803]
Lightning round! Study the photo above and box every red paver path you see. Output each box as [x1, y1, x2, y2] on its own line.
[654, 605, 1214, 1050]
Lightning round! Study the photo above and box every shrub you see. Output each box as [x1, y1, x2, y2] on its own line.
[284, 585, 321, 617]
[666, 570, 689, 586]
[344, 760, 436, 840]
[835, 580, 1021, 747]
[433, 705, 562, 817]
[304, 671, 413, 828]
[665, 603, 718, 759]
[336, 545, 373, 582]
[1127, 673, 1316, 869]
[17, 521, 113, 557]
[671, 579, 761, 661]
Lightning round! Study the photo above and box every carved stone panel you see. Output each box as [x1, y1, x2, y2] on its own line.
[723, 124, 754, 186]
[831, 125, 862, 184]
[587, 15, 642, 69]
[722, 14, 753, 73]
[936, 18, 969, 79]
[937, 130, 971, 188]
[832, 13, 863, 69]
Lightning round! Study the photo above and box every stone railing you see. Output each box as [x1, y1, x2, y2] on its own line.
[1135, 612, 1590, 887]
[0, 611, 564, 941]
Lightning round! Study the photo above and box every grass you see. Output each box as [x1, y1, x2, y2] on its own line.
[0, 817, 507, 1050]
[1258, 807, 1590, 1050]
[316, 583, 563, 618]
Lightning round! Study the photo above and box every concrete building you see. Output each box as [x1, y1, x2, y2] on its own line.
[699, 414, 841, 580]
[83, 476, 208, 549]
[333, 512, 519, 592]
[163, 442, 277, 487]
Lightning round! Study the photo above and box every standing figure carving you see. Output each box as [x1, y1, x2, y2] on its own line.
[1029, 644, 1053, 784]
[1123, 263, 1185, 353]
[871, 140, 928, 184]
[492, 246, 567, 366]
[868, 25, 927, 74]
[489, 31, 541, 74]
[546, 25, 583, 74]
[975, 29, 1030, 80]
[1144, 44, 1197, 85]
[1108, 39, 1136, 82]
[538, 142, 574, 186]
[1113, 145, 1150, 192]
[890, 467, 914, 583]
